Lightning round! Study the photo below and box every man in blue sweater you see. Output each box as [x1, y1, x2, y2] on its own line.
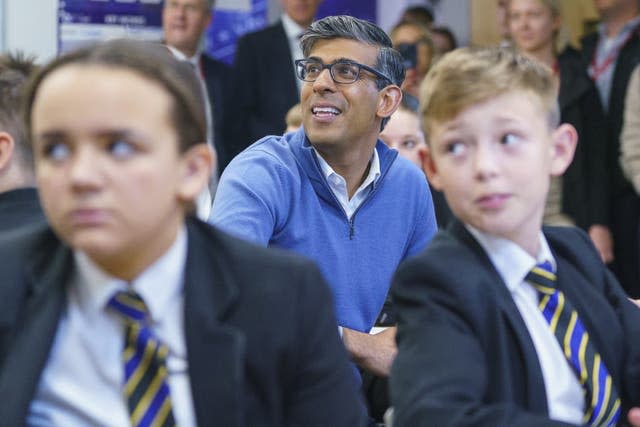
[210, 15, 437, 378]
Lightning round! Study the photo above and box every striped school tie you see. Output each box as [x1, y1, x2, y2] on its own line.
[108, 290, 176, 427]
[525, 262, 620, 427]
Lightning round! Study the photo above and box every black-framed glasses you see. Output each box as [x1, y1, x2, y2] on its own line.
[294, 59, 392, 85]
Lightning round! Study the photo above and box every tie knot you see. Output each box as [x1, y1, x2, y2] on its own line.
[107, 290, 150, 324]
[525, 261, 557, 295]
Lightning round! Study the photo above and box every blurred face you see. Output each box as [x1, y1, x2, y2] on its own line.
[423, 91, 575, 253]
[392, 24, 431, 97]
[163, 0, 211, 57]
[301, 38, 395, 156]
[281, 0, 322, 27]
[497, 0, 510, 38]
[593, 0, 632, 15]
[380, 108, 425, 168]
[31, 65, 208, 279]
[509, 0, 559, 54]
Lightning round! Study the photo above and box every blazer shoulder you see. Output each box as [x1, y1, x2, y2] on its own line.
[188, 218, 321, 281]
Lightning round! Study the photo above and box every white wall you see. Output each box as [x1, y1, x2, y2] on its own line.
[3, 0, 57, 63]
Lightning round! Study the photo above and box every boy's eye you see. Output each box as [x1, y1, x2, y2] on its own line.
[108, 139, 136, 158]
[43, 142, 71, 161]
[500, 133, 520, 146]
[445, 141, 465, 156]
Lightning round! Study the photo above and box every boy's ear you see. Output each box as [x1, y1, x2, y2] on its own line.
[177, 143, 214, 204]
[0, 131, 16, 173]
[549, 123, 577, 177]
[376, 85, 402, 121]
[419, 144, 444, 190]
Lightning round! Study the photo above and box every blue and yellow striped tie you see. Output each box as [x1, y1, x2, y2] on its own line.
[108, 290, 176, 427]
[525, 262, 620, 427]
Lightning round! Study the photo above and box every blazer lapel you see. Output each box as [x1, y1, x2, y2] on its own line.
[0, 236, 71, 426]
[450, 221, 549, 414]
[184, 220, 246, 427]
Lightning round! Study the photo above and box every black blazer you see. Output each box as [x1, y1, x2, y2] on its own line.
[390, 220, 640, 426]
[581, 29, 640, 197]
[557, 47, 610, 229]
[0, 188, 46, 234]
[230, 21, 300, 155]
[200, 53, 234, 174]
[0, 218, 367, 427]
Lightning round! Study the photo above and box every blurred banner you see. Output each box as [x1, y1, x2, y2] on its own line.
[58, 0, 164, 53]
[204, 0, 267, 65]
[58, 0, 376, 63]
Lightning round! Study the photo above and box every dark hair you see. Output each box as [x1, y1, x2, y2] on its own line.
[23, 38, 206, 153]
[0, 52, 38, 172]
[431, 26, 458, 53]
[401, 5, 434, 27]
[301, 15, 405, 130]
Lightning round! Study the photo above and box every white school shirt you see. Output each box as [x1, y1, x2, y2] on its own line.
[28, 228, 196, 427]
[466, 225, 585, 424]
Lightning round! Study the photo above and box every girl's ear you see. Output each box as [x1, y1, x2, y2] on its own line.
[177, 143, 214, 204]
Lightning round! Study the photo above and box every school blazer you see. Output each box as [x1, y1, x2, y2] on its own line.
[390, 220, 640, 427]
[0, 218, 366, 427]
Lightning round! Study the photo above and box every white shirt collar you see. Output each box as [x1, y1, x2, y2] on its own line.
[465, 225, 556, 293]
[74, 226, 188, 324]
[281, 13, 307, 41]
[313, 147, 381, 190]
[165, 44, 200, 68]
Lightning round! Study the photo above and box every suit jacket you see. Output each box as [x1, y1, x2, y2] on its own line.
[390, 220, 640, 426]
[230, 21, 300, 155]
[557, 47, 610, 229]
[0, 218, 367, 427]
[200, 53, 234, 174]
[582, 28, 640, 196]
[0, 188, 46, 234]
[582, 27, 640, 296]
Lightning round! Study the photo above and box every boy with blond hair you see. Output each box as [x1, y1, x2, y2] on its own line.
[390, 47, 640, 426]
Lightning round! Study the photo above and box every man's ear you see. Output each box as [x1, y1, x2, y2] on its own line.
[420, 144, 443, 190]
[376, 85, 402, 122]
[177, 143, 214, 204]
[550, 123, 577, 177]
[0, 131, 16, 173]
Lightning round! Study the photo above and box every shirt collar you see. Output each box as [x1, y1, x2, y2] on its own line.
[313, 147, 381, 187]
[465, 225, 556, 293]
[166, 44, 200, 68]
[74, 226, 188, 323]
[281, 13, 307, 41]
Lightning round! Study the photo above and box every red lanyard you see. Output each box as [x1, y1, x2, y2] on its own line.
[589, 29, 635, 81]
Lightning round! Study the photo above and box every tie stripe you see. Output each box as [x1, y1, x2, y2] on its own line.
[526, 262, 620, 427]
[108, 290, 176, 427]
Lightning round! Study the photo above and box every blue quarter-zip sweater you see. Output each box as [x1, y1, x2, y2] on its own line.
[210, 127, 437, 332]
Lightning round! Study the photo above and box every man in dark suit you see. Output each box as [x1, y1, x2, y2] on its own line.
[163, 0, 232, 174]
[230, 0, 322, 155]
[0, 39, 366, 426]
[0, 52, 45, 233]
[581, 0, 640, 297]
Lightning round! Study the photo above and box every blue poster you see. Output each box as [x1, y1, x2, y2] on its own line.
[204, 0, 268, 65]
[317, 0, 376, 23]
[58, 0, 164, 54]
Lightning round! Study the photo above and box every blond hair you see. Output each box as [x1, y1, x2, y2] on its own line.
[420, 46, 559, 135]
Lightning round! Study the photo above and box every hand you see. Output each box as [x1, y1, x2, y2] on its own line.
[588, 224, 614, 263]
[628, 407, 640, 426]
[342, 326, 397, 377]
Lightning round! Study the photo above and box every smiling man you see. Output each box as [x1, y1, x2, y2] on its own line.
[210, 15, 437, 389]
